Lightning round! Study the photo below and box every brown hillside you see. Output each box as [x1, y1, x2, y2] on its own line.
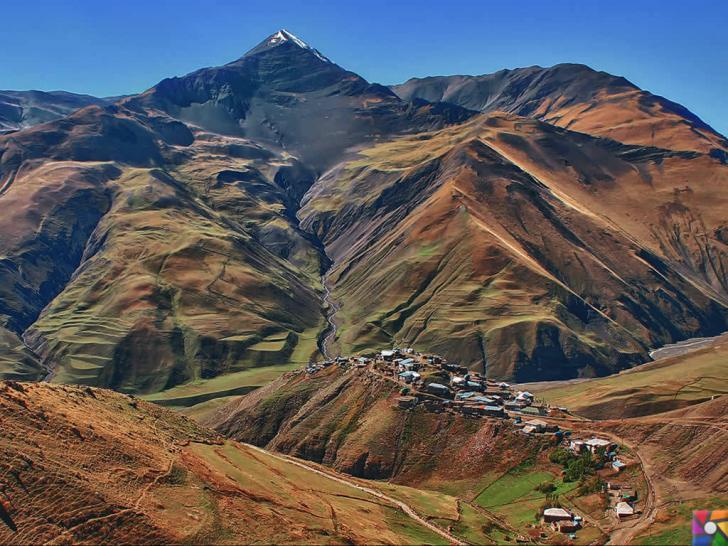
[0, 107, 325, 392]
[534, 333, 728, 419]
[0, 380, 464, 544]
[206, 366, 542, 489]
[392, 64, 728, 154]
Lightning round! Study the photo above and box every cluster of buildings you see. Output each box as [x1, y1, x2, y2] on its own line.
[371, 348, 552, 420]
[305, 355, 370, 374]
[569, 437, 629, 471]
[307, 348, 567, 429]
[305, 347, 641, 538]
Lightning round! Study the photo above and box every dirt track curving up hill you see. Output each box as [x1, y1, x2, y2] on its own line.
[0, 380, 475, 544]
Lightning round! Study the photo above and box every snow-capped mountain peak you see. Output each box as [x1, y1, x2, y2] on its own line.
[269, 29, 308, 48]
[248, 29, 332, 63]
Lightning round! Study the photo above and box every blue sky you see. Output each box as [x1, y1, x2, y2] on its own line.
[2, 0, 726, 134]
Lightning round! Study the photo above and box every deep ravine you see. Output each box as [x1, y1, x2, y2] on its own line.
[319, 271, 340, 359]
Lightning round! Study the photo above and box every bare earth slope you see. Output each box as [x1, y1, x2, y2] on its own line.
[0, 380, 461, 545]
[207, 365, 541, 485]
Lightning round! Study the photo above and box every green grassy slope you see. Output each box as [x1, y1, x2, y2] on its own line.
[2, 122, 325, 395]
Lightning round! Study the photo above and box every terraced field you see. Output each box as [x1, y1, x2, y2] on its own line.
[142, 362, 301, 407]
[0, 328, 43, 381]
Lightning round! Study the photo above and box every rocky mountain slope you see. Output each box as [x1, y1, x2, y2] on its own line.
[1, 30, 726, 389]
[300, 114, 728, 377]
[0, 90, 109, 133]
[128, 29, 472, 171]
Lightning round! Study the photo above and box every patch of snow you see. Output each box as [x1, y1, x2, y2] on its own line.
[267, 29, 332, 63]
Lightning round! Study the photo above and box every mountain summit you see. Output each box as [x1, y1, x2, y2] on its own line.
[131, 31, 468, 168]
[392, 64, 728, 153]
[245, 29, 331, 63]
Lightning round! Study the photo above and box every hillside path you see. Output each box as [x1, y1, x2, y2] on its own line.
[246, 443, 466, 545]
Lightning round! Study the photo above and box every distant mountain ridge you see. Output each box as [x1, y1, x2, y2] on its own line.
[391, 64, 728, 153]
[0, 90, 110, 133]
[0, 30, 726, 390]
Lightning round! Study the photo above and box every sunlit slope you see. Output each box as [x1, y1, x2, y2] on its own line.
[207, 366, 541, 484]
[207, 361, 726, 544]
[0, 381, 450, 544]
[300, 114, 728, 379]
[0, 328, 43, 381]
[392, 64, 728, 154]
[534, 334, 728, 418]
[0, 107, 324, 394]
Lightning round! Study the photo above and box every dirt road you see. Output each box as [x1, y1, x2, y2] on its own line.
[246, 443, 466, 545]
[601, 431, 657, 545]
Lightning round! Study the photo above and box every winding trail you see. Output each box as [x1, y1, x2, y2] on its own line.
[598, 430, 657, 546]
[246, 443, 466, 545]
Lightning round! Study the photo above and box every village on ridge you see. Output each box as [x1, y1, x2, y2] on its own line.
[306, 347, 644, 540]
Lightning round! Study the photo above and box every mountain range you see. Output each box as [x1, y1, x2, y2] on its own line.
[0, 89, 111, 133]
[0, 29, 726, 393]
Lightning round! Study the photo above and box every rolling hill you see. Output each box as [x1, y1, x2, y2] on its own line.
[1, 29, 727, 391]
[206, 364, 540, 484]
[531, 332, 728, 419]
